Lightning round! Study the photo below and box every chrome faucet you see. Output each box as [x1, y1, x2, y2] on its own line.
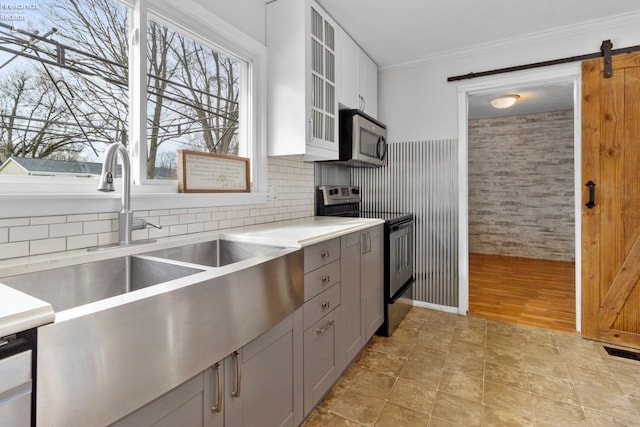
[97, 143, 161, 246]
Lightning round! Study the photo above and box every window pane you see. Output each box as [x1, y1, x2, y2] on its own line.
[0, 0, 129, 177]
[146, 19, 242, 180]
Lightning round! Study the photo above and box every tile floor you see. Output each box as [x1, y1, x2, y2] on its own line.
[303, 307, 640, 426]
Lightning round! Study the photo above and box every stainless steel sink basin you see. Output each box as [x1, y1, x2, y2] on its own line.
[0, 237, 303, 426]
[143, 239, 284, 267]
[0, 255, 204, 312]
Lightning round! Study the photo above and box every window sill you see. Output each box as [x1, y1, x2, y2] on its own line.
[0, 191, 269, 219]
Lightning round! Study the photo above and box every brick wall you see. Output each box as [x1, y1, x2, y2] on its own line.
[468, 110, 575, 262]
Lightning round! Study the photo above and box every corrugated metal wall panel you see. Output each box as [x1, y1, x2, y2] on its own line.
[352, 140, 459, 307]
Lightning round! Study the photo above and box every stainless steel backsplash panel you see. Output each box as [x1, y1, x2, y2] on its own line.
[352, 139, 459, 307]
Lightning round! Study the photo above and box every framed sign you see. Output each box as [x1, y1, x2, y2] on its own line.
[177, 150, 250, 193]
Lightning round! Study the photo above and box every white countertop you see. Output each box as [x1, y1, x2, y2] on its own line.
[0, 216, 383, 337]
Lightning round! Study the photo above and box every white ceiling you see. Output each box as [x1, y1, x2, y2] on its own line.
[315, 0, 639, 118]
[316, 0, 640, 68]
[468, 82, 574, 119]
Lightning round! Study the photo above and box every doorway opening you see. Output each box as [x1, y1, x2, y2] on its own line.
[456, 66, 582, 333]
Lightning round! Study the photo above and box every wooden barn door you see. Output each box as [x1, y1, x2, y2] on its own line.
[582, 52, 640, 347]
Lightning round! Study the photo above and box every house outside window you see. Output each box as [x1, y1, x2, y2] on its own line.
[0, 0, 267, 212]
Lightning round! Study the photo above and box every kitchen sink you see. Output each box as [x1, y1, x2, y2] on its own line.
[0, 255, 204, 312]
[0, 237, 303, 426]
[142, 239, 285, 267]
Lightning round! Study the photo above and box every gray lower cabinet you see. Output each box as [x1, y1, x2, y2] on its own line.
[340, 225, 384, 366]
[302, 238, 342, 416]
[363, 225, 384, 339]
[340, 232, 365, 365]
[111, 312, 302, 427]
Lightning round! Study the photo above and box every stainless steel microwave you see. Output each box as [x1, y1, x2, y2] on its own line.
[331, 109, 387, 167]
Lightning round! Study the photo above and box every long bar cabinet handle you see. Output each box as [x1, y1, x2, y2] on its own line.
[316, 318, 334, 335]
[211, 363, 222, 413]
[231, 351, 241, 398]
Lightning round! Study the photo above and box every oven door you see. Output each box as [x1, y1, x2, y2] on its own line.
[388, 219, 414, 301]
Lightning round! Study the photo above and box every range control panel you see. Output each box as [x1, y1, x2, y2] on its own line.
[318, 186, 361, 206]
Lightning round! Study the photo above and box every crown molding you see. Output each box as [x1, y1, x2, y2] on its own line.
[380, 10, 640, 72]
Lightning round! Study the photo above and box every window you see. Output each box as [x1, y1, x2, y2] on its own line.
[0, 0, 129, 167]
[145, 18, 244, 180]
[0, 0, 267, 211]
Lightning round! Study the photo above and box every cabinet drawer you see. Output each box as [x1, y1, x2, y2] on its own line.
[304, 283, 340, 330]
[304, 239, 340, 273]
[304, 260, 340, 301]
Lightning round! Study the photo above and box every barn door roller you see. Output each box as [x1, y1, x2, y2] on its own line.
[601, 40, 613, 78]
[447, 39, 640, 82]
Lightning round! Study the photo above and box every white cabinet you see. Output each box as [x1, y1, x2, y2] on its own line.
[266, 0, 339, 161]
[358, 53, 378, 118]
[111, 314, 302, 427]
[336, 27, 378, 118]
[339, 225, 384, 366]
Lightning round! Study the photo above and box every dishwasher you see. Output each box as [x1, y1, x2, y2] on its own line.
[0, 335, 32, 426]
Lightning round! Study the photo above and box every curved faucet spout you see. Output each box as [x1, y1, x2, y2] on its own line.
[97, 143, 133, 244]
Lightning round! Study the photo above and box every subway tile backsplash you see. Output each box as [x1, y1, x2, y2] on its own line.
[0, 155, 315, 261]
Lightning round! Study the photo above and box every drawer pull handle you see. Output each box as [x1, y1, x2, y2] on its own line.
[320, 250, 330, 258]
[321, 275, 331, 284]
[211, 363, 222, 413]
[321, 301, 330, 310]
[231, 351, 241, 398]
[316, 319, 334, 335]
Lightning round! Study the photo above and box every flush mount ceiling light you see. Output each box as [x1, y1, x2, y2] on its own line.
[490, 94, 520, 109]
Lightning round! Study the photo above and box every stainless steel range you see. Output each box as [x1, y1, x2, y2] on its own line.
[316, 186, 415, 336]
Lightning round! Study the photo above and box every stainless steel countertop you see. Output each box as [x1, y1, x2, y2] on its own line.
[0, 215, 383, 336]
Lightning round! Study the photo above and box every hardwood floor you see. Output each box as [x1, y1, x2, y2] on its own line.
[468, 253, 576, 333]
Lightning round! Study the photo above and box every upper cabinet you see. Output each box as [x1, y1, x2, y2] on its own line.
[336, 27, 378, 118]
[266, 0, 339, 161]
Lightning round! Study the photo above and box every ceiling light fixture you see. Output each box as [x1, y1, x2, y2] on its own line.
[490, 94, 520, 109]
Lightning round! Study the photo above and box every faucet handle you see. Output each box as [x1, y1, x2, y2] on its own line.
[131, 218, 162, 231]
[145, 220, 162, 230]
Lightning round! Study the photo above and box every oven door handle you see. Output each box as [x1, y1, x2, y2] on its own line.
[388, 277, 415, 303]
[390, 221, 413, 232]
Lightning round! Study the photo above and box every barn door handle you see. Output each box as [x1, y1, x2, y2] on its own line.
[585, 181, 596, 208]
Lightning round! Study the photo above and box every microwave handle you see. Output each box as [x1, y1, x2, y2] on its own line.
[377, 136, 387, 160]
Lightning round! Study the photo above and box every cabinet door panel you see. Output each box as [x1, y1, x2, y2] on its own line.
[364, 226, 384, 339]
[110, 372, 205, 427]
[226, 315, 296, 427]
[340, 232, 364, 366]
[303, 307, 340, 415]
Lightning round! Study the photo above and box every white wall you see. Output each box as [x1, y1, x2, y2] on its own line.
[378, 14, 640, 142]
[197, 0, 266, 44]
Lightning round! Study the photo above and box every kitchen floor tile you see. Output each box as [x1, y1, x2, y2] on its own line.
[348, 368, 397, 400]
[319, 388, 386, 426]
[438, 370, 483, 402]
[484, 361, 528, 391]
[387, 378, 437, 415]
[367, 335, 415, 358]
[481, 405, 535, 427]
[431, 391, 483, 426]
[304, 307, 640, 427]
[374, 402, 429, 426]
[355, 348, 406, 377]
[526, 371, 580, 405]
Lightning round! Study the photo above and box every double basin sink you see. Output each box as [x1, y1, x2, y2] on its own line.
[0, 237, 304, 426]
[1, 238, 286, 312]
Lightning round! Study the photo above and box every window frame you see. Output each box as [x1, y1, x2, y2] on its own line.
[0, 0, 268, 218]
